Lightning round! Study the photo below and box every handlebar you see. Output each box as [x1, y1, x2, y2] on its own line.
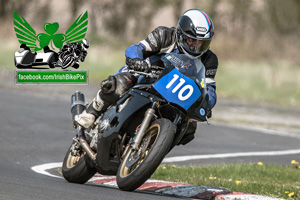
[149, 65, 164, 71]
[128, 65, 164, 78]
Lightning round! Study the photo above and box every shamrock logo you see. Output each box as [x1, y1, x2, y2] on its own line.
[37, 23, 65, 50]
[13, 11, 88, 52]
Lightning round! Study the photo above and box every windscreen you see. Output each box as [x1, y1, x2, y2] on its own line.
[163, 53, 206, 88]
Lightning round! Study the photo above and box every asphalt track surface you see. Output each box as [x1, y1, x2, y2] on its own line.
[1, 88, 299, 200]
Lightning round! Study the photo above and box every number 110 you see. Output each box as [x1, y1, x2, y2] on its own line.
[166, 74, 194, 101]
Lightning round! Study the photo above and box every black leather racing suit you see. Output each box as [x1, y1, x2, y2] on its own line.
[123, 26, 219, 145]
[90, 26, 219, 145]
[123, 26, 218, 109]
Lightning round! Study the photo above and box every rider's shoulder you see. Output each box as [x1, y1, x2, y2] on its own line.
[201, 49, 218, 68]
[146, 26, 176, 50]
[151, 26, 176, 38]
[205, 49, 218, 60]
[153, 26, 176, 32]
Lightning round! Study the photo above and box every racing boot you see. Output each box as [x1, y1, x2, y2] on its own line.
[74, 110, 95, 129]
[74, 90, 109, 129]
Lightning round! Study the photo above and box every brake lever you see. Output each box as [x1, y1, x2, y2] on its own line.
[128, 70, 160, 78]
[150, 65, 164, 70]
[128, 70, 151, 76]
[151, 70, 162, 76]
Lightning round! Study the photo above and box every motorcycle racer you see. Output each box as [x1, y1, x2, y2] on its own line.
[55, 38, 90, 69]
[75, 9, 218, 145]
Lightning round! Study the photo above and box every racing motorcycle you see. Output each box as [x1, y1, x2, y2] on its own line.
[56, 48, 81, 69]
[62, 53, 210, 191]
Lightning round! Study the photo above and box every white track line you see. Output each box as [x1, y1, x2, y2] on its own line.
[32, 149, 300, 177]
[163, 149, 300, 163]
[31, 162, 63, 179]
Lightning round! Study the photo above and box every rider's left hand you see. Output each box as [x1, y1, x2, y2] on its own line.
[126, 57, 149, 72]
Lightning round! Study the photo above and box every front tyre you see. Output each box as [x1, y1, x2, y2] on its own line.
[117, 118, 176, 191]
[62, 144, 96, 184]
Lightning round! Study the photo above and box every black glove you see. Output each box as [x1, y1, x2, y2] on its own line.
[126, 57, 149, 72]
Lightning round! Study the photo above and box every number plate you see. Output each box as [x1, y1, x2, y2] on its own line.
[153, 68, 201, 110]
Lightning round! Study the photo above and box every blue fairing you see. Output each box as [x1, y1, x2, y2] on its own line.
[119, 46, 217, 110]
[153, 68, 201, 110]
[148, 49, 180, 64]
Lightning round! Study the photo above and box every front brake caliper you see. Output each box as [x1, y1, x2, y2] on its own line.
[70, 137, 82, 156]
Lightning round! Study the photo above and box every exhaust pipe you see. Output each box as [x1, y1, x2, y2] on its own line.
[77, 126, 97, 161]
[71, 91, 97, 161]
[79, 137, 96, 160]
[71, 91, 85, 122]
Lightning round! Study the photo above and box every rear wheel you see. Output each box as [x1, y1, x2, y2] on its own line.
[62, 143, 96, 184]
[117, 118, 176, 191]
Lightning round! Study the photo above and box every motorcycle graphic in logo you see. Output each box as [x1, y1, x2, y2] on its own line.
[13, 11, 89, 69]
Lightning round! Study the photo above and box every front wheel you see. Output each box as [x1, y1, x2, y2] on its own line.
[62, 144, 96, 184]
[117, 118, 176, 191]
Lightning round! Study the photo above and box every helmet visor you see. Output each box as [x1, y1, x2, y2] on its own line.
[180, 34, 211, 56]
[81, 43, 89, 51]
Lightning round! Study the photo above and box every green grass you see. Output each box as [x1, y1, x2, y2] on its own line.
[216, 60, 300, 107]
[152, 163, 300, 199]
[53, 158, 300, 199]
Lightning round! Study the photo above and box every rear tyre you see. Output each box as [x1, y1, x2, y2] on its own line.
[62, 145, 96, 184]
[116, 118, 176, 191]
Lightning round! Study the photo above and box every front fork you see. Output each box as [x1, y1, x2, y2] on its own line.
[76, 101, 158, 160]
[131, 102, 158, 150]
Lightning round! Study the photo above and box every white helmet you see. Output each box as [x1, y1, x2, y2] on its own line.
[81, 38, 90, 51]
[177, 9, 214, 57]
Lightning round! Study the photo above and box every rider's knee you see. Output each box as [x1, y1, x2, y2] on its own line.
[99, 72, 137, 104]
